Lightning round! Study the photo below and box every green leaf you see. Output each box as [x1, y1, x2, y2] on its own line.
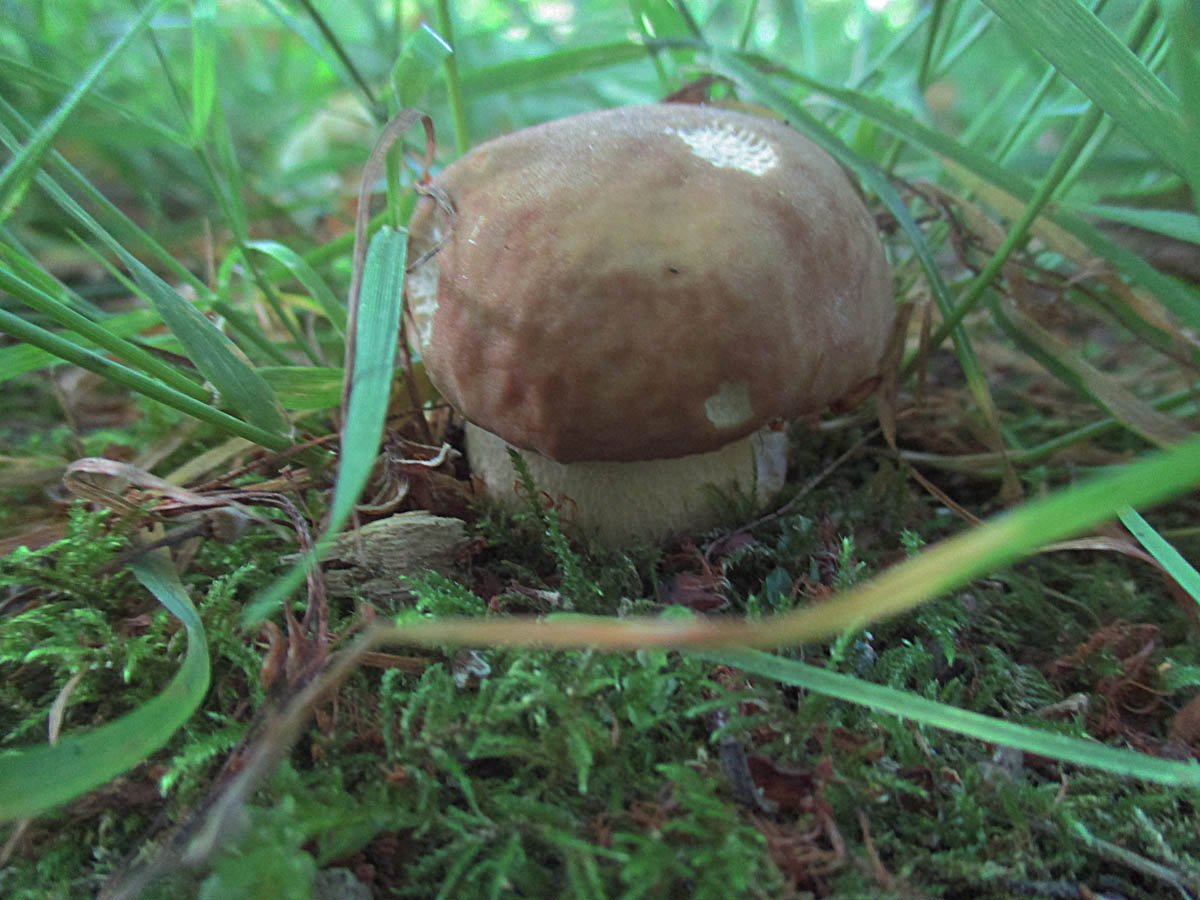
[328, 226, 406, 529]
[980, 0, 1190, 177]
[0, 552, 211, 822]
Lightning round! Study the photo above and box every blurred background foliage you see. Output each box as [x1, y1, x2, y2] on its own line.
[0, 0, 1185, 270]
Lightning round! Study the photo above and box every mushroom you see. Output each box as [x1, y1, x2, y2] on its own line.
[404, 103, 894, 545]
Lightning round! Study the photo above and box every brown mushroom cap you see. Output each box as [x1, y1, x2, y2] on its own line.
[405, 103, 893, 464]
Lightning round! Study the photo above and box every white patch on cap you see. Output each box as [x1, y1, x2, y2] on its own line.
[667, 123, 779, 176]
[703, 381, 753, 429]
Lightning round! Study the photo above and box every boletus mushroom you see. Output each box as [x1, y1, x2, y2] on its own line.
[405, 103, 894, 545]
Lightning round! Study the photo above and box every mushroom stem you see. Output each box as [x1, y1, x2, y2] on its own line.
[465, 422, 788, 546]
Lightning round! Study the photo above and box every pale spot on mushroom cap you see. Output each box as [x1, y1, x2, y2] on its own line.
[406, 223, 443, 349]
[466, 215, 485, 245]
[666, 123, 779, 176]
[704, 380, 753, 429]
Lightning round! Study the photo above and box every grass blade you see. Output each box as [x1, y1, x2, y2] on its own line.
[328, 226, 406, 526]
[0, 306, 291, 451]
[258, 366, 343, 411]
[698, 648, 1200, 786]
[1119, 507, 1200, 606]
[124, 258, 293, 440]
[0, 97, 205, 293]
[459, 42, 648, 97]
[385, 434, 1200, 652]
[240, 226, 406, 625]
[0, 55, 185, 145]
[1165, 0, 1200, 209]
[245, 240, 347, 334]
[434, 2, 468, 155]
[0, 0, 171, 223]
[0, 551, 210, 822]
[392, 23, 453, 109]
[980, 0, 1189, 176]
[749, 57, 1200, 333]
[991, 299, 1192, 448]
[1075, 204, 1200, 244]
[0, 265, 209, 402]
[190, 0, 218, 142]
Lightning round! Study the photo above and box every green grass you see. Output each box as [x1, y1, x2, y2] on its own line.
[2, 1, 1200, 897]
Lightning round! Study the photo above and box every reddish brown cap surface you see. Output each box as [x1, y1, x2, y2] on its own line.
[406, 103, 894, 463]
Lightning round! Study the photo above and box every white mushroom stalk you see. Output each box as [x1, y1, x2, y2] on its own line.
[465, 423, 788, 546]
[405, 103, 894, 545]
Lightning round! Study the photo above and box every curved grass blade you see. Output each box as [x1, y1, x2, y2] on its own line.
[698, 648, 1200, 787]
[0, 552, 210, 822]
[383, 433, 1200, 653]
[0, 265, 209, 402]
[245, 240, 347, 334]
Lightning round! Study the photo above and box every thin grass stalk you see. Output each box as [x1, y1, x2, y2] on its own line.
[295, 0, 382, 117]
[916, 0, 949, 89]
